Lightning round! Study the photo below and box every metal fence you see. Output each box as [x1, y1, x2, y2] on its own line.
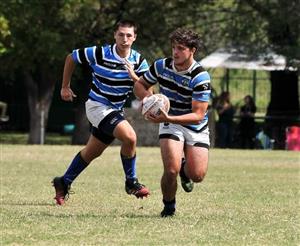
[208, 68, 270, 114]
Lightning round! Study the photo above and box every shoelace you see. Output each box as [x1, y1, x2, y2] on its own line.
[64, 186, 74, 201]
[133, 182, 145, 190]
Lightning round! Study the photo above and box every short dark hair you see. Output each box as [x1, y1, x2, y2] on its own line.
[169, 28, 201, 51]
[114, 19, 138, 34]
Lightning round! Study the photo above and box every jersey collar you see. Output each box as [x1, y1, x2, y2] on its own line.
[112, 44, 131, 62]
[172, 59, 197, 74]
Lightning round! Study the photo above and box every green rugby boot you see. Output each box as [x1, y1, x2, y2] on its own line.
[179, 159, 194, 193]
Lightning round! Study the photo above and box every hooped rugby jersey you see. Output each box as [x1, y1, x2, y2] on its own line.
[143, 58, 211, 132]
[72, 44, 149, 110]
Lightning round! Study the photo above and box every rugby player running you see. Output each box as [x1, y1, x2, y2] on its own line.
[134, 28, 211, 217]
[52, 20, 150, 205]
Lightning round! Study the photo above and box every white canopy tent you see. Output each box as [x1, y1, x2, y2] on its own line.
[200, 49, 299, 150]
[199, 48, 294, 102]
[200, 48, 291, 71]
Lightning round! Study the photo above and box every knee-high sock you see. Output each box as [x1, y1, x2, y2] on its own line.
[163, 198, 176, 210]
[121, 154, 137, 180]
[63, 152, 88, 186]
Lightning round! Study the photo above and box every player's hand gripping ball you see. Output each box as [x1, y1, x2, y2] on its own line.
[142, 94, 170, 120]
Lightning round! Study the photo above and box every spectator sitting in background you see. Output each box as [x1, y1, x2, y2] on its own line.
[0, 101, 9, 122]
[255, 127, 274, 149]
[239, 95, 256, 149]
[216, 91, 235, 148]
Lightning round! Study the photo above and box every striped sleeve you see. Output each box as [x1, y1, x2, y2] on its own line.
[192, 71, 211, 102]
[142, 59, 162, 85]
[71, 46, 97, 65]
[136, 56, 149, 77]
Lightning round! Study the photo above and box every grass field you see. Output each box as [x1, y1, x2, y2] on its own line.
[1, 145, 299, 245]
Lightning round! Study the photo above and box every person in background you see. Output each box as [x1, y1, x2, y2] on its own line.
[52, 19, 150, 206]
[216, 91, 235, 148]
[0, 101, 9, 122]
[239, 95, 256, 149]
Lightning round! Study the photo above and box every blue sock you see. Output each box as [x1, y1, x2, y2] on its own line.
[121, 153, 137, 180]
[63, 152, 88, 186]
[163, 198, 176, 210]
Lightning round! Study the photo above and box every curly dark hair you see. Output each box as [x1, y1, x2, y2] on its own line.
[169, 28, 201, 51]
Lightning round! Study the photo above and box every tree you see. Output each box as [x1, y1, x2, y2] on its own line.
[2, 0, 298, 147]
[0, 0, 125, 144]
[222, 0, 300, 148]
[0, 0, 225, 144]
[221, 0, 299, 66]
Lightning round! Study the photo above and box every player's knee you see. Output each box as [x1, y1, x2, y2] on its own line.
[164, 168, 179, 180]
[190, 172, 206, 183]
[123, 131, 137, 146]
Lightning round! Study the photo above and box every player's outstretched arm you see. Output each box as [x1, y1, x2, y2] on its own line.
[61, 54, 77, 102]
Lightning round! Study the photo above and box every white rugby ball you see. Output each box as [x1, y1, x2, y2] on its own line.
[142, 94, 170, 119]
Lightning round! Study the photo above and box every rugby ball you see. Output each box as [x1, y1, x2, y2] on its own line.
[142, 94, 170, 119]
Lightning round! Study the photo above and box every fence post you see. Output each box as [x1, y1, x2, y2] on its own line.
[252, 70, 257, 102]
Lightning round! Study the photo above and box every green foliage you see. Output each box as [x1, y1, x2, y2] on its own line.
[0, 0, 299, 139]
[1, 0, 299, 75]
[118, 0, 239, 61]
[1, 145, 299, 245]
[0, 0, 97, 74]
[225, 0, 300, 67]
[0, 15, 10, 53]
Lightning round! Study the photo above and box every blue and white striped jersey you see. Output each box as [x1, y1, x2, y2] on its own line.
[72, 44, 149, 110]
[143, 58, 211, 132]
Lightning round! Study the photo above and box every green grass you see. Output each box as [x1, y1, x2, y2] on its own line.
[1, 145, 299, 245]
[0, 132, 71, 145]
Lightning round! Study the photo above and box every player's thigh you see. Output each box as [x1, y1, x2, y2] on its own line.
[81, 134, 109, 162]
[160, 138, 184, 173]
[185, 145, 209, 177]
[113, 120, 136, 143]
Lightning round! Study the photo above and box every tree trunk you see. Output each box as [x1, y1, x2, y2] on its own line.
[265, 70, 300, 149]
[71, 65, 91, 145]
[24, 67, 56, 144]
[71, 102, 90, 145]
